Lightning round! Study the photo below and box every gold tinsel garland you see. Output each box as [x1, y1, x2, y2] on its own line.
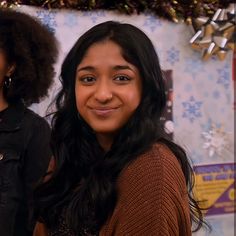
[1, 0, 235, 60]
[0, 0, 235, 23]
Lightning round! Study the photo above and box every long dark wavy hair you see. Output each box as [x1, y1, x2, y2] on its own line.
[34, 21, 207, 234]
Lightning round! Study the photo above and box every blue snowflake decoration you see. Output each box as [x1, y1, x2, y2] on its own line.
[184, 53, 205, 79]
[83, 11, 106, 23]
[143, 15, 162, 32]
[182, 96, 202, 123]
[217, 63, 230, 89]
[166, 46, 180, 65]
[36, 10, 57, 33]
[64, 13, 78, 27]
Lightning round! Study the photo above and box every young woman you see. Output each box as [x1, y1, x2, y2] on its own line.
[0, 9, 58, 236]
[34, 21, 206, 236]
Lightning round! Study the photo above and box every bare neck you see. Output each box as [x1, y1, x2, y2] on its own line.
[96, 133, 114, 152]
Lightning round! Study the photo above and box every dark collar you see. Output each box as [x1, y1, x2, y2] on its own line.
[0, 102, 25, 132]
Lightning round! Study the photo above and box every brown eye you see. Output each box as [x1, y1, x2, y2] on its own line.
[114, 75, 130, 82]
[79, 76, 96, 84]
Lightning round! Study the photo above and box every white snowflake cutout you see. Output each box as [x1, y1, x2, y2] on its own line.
[202, 125, 230, 157]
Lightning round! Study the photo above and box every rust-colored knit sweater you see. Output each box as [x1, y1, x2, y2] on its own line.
[33, 144, 192, 236]
[100, 144, 192, 236]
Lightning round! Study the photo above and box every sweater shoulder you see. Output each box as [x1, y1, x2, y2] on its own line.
[101, 144, 191, 236]
[118, 143, 186, 192]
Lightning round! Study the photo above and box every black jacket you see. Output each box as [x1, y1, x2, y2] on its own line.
[0, 102, 51, 236]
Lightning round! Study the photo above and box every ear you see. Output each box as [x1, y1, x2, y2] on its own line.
[6, 63, 16, 77]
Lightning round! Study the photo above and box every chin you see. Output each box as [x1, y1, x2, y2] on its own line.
[89, 122, 120, 133]
[92, 126, 120, 135]
[94, 128, 117, 134]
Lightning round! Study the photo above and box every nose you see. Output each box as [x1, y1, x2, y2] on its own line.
[94, 80, 113, 103]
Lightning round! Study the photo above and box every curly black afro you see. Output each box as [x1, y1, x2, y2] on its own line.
[0, 9, 59, 106]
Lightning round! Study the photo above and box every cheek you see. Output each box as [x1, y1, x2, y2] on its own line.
[75, 86, 82, 112]
[123, 88, 142, 110]
[75, 86, 90, 113]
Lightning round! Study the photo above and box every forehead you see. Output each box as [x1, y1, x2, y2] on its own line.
[79, 40, 127, 66]
[87, 40, 121, 54]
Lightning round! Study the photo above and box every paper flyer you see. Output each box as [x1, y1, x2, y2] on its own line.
[193, 163, 235, 216]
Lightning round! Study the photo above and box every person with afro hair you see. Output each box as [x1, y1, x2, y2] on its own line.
[0, 9, 58, 236]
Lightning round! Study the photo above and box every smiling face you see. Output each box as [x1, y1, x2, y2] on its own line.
[75, 40, 142, 147]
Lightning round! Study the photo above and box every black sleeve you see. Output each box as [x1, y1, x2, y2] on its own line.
[22, 116, 52, 230]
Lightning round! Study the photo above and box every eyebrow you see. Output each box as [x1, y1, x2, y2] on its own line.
[77, 66, 95, 72]
[77, 65, 135, 73]
[113, 65, 134, 71]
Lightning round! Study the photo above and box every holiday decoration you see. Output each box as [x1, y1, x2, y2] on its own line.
[190, 4, 235, 61]
[0, 0, 19, 8]
[0, 0, 235, 23]
[202, 124, 230, 157]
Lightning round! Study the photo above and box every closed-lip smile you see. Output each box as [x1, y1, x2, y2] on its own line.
[89, 106, 120, 116]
